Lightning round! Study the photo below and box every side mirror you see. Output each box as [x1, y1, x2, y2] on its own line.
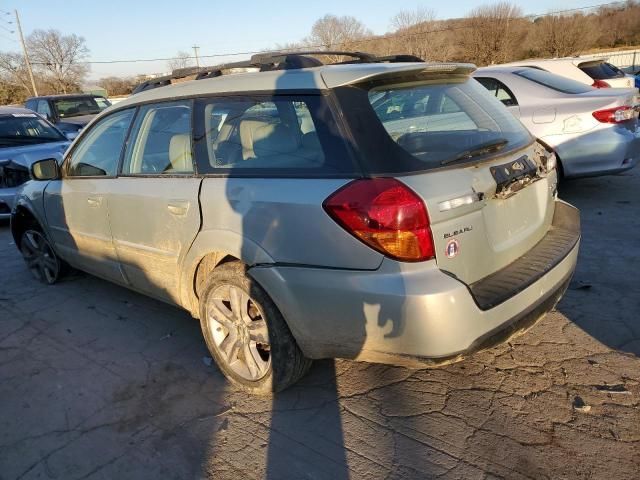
[31, 158, 60, 181]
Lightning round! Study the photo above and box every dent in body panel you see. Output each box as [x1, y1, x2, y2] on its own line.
[198, 177, 384, 270]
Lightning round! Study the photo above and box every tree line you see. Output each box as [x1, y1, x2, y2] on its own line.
[1, 1, 639, 106]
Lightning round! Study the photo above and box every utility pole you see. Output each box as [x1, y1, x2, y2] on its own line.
[192, 45, 200, 69]
[14, 9, 38, 96]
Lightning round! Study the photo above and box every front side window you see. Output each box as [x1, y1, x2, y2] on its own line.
[356, 76, 531, 171]
[515, 68, 592, 94]
[122, 100, 193, 175]
[0, 113, 66, 147]
[66, 109, 134, 177]
[193, 95, 355, 175]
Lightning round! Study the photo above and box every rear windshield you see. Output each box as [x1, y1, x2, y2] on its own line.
[333, 75, 532, 174]
[514, 68, 592, 94]
[579, 61, 625, 80]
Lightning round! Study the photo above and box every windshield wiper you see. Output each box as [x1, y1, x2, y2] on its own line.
[441, 138, 509, 166]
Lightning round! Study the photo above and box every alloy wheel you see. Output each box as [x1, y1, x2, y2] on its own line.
[206, 284, 271, 381]
[20, 230, 59, 284]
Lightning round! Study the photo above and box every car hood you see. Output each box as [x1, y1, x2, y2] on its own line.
[0, 140, 69, 168]
[58, 114, 96, 126]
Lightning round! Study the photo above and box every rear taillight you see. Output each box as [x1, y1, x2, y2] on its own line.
[592, 106, 639, 124]
[592, 79, 611, 88]
[323, 178, 435, 262]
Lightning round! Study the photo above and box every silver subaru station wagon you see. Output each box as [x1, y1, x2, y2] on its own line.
[11, 52, 580, 394]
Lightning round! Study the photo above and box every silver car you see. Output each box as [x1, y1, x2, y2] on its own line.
[0, 107, 69, 219]
[474, 66, 640, 178]
[10, 52, 580, 393]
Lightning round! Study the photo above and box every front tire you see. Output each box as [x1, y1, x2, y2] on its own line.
[19, 229, 63, 284]
[199, 262, 311, 394]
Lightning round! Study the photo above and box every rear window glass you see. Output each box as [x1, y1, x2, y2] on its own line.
[579, 61, 625, 80]
[354, 77, 531, 171]
[514, 68, 592, 94]
[193, 95, 356, 176]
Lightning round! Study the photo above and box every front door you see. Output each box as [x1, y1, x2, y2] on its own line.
[108, 100, 201, 303]
[43, 108, 135, 282]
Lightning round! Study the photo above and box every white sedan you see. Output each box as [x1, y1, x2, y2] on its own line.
[473, 66, 640, 178]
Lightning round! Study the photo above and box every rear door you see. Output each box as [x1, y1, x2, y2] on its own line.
[44, 108, 135, 282]
[107, 100, 201, 304]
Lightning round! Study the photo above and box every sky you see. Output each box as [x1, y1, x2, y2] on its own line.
[1, 0, 590, 81]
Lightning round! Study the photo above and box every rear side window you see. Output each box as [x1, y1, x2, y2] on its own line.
[333, 76, 531, 173]
[514, 68, 592, 94]
[66, 109, 134, 177]
[122, 100, 194, 175]
[193, 95, 357, 176]
[475, 77, 518, 107]
[579, 61, 625, 80]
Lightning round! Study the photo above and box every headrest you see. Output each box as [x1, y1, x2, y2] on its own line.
[168, 133, 192, 171]
[240, 119, 299, 157]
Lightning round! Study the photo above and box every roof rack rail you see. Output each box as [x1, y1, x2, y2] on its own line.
[131, 51, 424, 94]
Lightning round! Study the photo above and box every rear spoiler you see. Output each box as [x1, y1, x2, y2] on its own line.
[321, 63, 477, 88]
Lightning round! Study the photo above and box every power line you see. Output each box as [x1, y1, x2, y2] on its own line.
[0, 32, 16, 43]
[0, 23, 14, 34]
[29, 0, 630, 66]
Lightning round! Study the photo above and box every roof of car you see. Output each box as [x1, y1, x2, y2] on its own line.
[0, 106, 39, 115]
[114, 61, 475, 110]
[26, 93, 104, 100]
[504, 56, 607, 67]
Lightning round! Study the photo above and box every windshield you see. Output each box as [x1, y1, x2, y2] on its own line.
[0, 113, 66, 147]
[515, 68, 593, 94]
[53, 97, 110, 118]
[358, 77, 532, 171]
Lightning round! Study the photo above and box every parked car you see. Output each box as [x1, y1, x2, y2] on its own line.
[504, 57, 636, 89]
[11, 52, 580, 394]
[473, 66, 640, 179]
[0, 107, 69, 219]
[24, 94, 111, 138]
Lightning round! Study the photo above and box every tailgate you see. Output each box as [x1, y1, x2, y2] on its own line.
[400, 144, 559, 284]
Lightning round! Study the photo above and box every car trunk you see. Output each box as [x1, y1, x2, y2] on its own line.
[399, 143, 556, 284]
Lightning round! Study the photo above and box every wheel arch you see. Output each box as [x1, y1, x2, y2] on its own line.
[179, 229, 274, 317]
[10, 204, 42, 248]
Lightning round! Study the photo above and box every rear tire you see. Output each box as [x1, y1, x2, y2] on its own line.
[199, 261, 312, 394]
[19, 229, 64, 284]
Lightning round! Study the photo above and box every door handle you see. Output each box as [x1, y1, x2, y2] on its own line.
[87, 196, 102, 207]
[167, 200, 190, 216]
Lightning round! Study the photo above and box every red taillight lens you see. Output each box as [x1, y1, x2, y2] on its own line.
[323, 178, 435, 262]
[592, 106, 638, 124]
[592, 79, 611, 88]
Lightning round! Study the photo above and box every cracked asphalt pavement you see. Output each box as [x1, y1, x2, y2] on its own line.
[1, 171, 639, 480]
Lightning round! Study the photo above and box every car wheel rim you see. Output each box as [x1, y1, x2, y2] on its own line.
[206, 284, 271, 381]
[21, 230, 59, 284]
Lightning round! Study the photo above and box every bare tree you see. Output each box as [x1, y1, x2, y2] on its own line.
[26, 29, 89, 94]
[0, 52, 35, 95]
[390, 6, 436, 31]
[534, 14, 591, 57]
[460, 2, 524, 66]
[97, 76, 135, 96]
[387, 7, 455, 61]
[167, 51, 192, 72]
[308, 14, 372, 62]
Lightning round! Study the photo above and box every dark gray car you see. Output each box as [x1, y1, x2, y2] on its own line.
[0, 107, 69, 218]
[25, 94, 111, 138]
